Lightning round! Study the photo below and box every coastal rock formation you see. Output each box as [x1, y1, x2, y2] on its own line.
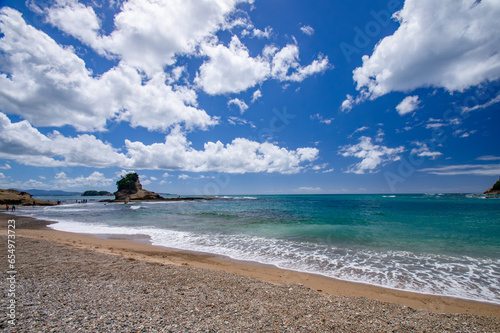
[113, 173, 164, 202]
[0, 189, 57, 206]
[484, 177, 500, 195]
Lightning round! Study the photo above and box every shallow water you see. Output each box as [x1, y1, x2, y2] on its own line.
[13, 193, 500, 304]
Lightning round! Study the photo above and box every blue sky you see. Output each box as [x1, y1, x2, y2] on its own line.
[0, 0, 499, 195]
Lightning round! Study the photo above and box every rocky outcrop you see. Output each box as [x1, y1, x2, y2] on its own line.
[113, 174, 164, 202]
[0, 189, 57, 206]
[484, 177, 500, 195]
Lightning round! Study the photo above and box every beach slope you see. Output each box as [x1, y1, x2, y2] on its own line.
[1, 214, 499, 332]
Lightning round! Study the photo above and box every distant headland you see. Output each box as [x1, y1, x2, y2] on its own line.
[484, 177, 500, 195]
[0, 189, 57, 206]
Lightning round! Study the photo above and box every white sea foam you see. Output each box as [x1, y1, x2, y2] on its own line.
[46, 219, 500, 305]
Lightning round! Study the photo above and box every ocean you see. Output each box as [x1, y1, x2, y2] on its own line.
[11, 194, 500, 304]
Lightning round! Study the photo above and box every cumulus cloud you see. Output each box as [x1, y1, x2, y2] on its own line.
[46, 0, 248, 74]
[0, 112, 127, 167]
[196, 38, 329, 95]
[395, 96, 421, 116]
[0, 8, 115, 131]
[351, 0, 500, 100]
[339, 136, 405, 174]
[0, 8, 216, 132]
[270, 44, 329, 82]
[54, 171, 113, 188]
[195, 36, 271, 95]
[0, 113, 317, 174]
[123, 126, 319, 174]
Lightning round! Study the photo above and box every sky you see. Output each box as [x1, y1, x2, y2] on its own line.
[0, 0, 499, 195]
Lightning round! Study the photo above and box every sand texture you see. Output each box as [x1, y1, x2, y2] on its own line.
[1, 214, 499, 332]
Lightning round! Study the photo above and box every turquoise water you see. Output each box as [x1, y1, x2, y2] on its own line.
[12, 194, 500, 303]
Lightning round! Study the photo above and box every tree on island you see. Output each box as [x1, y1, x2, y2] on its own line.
[491, 178, 500, 191]
[116, 172, 139, 191]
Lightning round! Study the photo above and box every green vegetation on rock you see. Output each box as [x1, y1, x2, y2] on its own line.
[492, 180, 500, 191]
[116, 173, 139, 191]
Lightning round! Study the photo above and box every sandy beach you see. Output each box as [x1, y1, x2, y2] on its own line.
[1, 213, 499, 332]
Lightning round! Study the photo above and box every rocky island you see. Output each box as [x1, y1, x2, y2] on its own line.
[102, 173, 209, 203]
[0, 189, 57, 206]
[484, 177, 500, 195]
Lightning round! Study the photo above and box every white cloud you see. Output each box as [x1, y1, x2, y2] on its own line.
[476, 155, 500, 161]
[123, 126, 319, 174]
[352, 0, 500, 99]
[178, 174, 191, 180]
[45, 0, 101, 47]
[54, 171, 113, 188]
[0, 8, 115, 131]
[310, 113, 334, 125]
[47, 0, 248, 75]
[251, 26, 273, 39]
[195, 36, 271, 95]
[112, 67, 217, 131]
[0, 173, 4, 179]
[462, 92, 500, 112]
[425, 118, 447, 129]
[339, 136, 405, 174]
[349, 126, 369, 138]
[296, 186, 322, 192]
[0, 9, 216, 132]
[0, 112, 127, 167]
[251, 89, 262, 102]
[196, 38, 329, 95]
[300, 25, 314, 36]
[419, 164, 500, 176]
[228, 98, 249, 114]
[453, 129, 477, 138]
[0, 114, 317, 174]
[0, 163, 11, 170]
[410, 142, 442, 160]
[395, 95, 421, 116]
[227, 116, 255, 128]
[270, 44, 329, 82]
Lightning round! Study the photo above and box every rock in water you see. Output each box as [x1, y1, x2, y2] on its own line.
[114, 173, 164, 202]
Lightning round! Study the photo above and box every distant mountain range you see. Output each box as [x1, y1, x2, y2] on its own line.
[13, 189, 82, 196]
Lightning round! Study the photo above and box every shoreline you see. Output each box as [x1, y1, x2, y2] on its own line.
[2, 212, 499, 319]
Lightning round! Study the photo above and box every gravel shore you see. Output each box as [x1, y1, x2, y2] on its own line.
[1, 235, 499, 332]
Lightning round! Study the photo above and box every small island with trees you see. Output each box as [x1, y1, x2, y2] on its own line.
[82, 190, 113, 196]
[101, 172, 210, 203]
